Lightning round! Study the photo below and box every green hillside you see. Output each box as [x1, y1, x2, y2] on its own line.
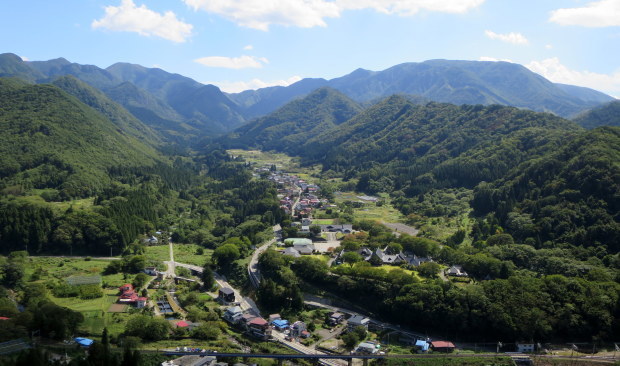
[573, 100, 620, 129]
[472, 126, 620, 251]
[227, 87, 362, 153]
[0, 78, 161, 199]
[303, 98, 581, 191]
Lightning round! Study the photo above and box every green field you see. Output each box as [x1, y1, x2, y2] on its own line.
[333, 192, 404, 223]
[144, 244, 211, 267]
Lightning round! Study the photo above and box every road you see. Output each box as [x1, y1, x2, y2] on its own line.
[271, 331, 347, 366]
[173, 261, 261, 316]
[248, 224, 282, 288]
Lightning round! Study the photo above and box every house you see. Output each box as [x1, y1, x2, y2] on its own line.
[247, 317, 271, 340]
[403, 254, 433, 267]
[136, 297, 148, 309]
[119, 284, 133, 293]
[321, 224, 353, 234]
[371, 247, 405, 265]
[414, 340, 430, 352]
[430, 341, 456, 353]
[293, 243, 315, 255]
[301, 218, 313, 226]
[347, 315, 370, 332]
[355, 341, 378, 354]
[446, 265, 468, 277]
[175, 320, 190, 328]
[269, 314, 281, 323]
[282, 247, 301, 258]
[144, 267, 158, 276]
[328, 312, 345, 325]
[291, 321, 307, 338]
[224, 306, 244, 324]
[218, 288, 235, 303]
[272, 319, 289, 331]
[516, 343, 536, 353]
[119, 284, 138, 303]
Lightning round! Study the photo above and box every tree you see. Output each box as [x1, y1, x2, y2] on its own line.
[191, 322, 221, 340]
[201, 264, 215, 290]
[133, 273, 150, 289]
[342, 332, 360, 349]
[309, 225, 322, 237]
[0, 261, 25, 289]
[342, 252, 363, 267]
[212, 244, 240, 267]
[417, 262, 442, 278]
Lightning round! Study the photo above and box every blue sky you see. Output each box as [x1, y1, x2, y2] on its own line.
[1, 0, 619, 95]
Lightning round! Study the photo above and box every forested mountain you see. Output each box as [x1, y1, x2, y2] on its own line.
[472, 126, 620, 251]
[573, 100, 620, 129]
[0, 53, 246, 139]
[226, 87, 362, 153]
[229, 60, 613, 118]
[51, 76, 162, 146]
[0, 78, 161, 198]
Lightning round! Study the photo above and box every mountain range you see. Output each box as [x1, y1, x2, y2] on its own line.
[0, 53, 616, 143]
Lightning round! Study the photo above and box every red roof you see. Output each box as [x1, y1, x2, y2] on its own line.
[431, 341, 455, 348]
[249, 317, 268, 326]
[137, 297, 147, 301]
[176, 320, 189, 327]
[0, 317, 10, 320]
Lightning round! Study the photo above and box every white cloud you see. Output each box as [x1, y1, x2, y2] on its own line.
[549, 0, 620, 27]
[484, 30, 528, 45]
[243, 45, 254, 50]
[194, 55, 269, 69]
[211, 76, 303, 93]
[545, 44, 553, 49]
[183, 0, 485, 30]
[19, 56, 29, 61]
[92, 0, 193, 43]
[336, 0, 486, 16]
[526, 57, 620, 95]
[183, 0, 340, 30]
[478, 56, 513, 62]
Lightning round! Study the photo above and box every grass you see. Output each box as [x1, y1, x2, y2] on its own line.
[333, 192, 404, 223]
[143, 244, 211, 267]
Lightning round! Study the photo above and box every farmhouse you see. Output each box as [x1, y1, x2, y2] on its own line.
[446, 265, 468, 277]
[430, 341, 456, 352]
[347, 315, 370, 332]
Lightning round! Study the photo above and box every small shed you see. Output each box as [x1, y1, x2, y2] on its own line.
[176, 320, 190, 328]
[430, 341, 456, 353]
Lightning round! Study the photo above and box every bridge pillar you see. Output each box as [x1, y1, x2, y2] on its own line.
[363, 359, 368, 366]
[348, 358, 353, 366]
[277, 359, 283, 366]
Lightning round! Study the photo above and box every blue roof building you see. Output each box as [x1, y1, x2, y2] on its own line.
[415, 339, 429, 352]
[74, 337, 94, 347]
[272, 319, 289, 330]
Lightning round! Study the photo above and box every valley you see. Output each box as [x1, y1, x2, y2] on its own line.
[0, 54, 618, 366]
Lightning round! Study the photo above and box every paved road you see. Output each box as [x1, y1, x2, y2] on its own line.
[271, 331, 347, 366]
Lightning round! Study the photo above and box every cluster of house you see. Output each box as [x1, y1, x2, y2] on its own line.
[293, 218, 353, 235]
[222, 306, 271, 340]
[118, 283, 147, 308]
[337, 246, 433, 267]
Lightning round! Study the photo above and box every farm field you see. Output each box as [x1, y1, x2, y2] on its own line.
[143, 244, 211, 267]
